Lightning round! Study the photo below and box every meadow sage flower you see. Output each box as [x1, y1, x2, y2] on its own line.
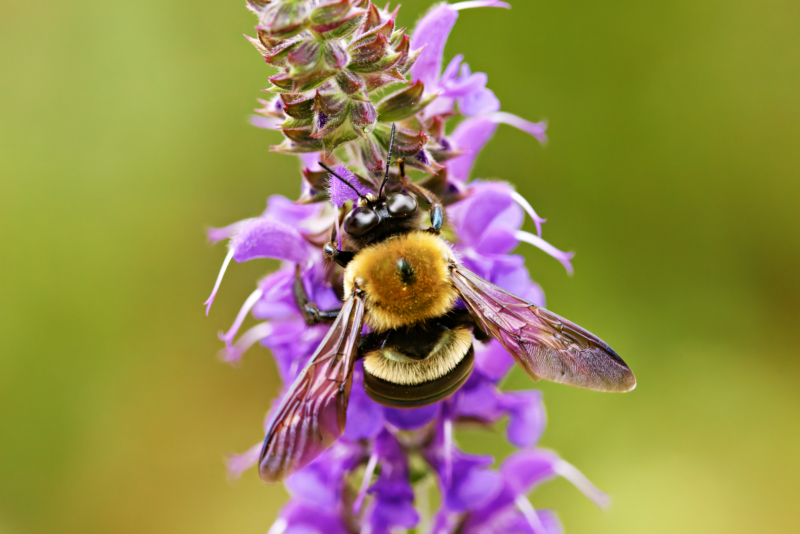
[208, 1, 610, 532]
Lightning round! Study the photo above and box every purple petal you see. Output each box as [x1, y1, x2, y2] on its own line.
[410, 5, 459, 87]
[369, 476, 419, 533]
[551, 458, 610, 508]
[226, 442, 261, 478]
[484, 254, 546, 307]
[285, 456, 343, 509]
[536, 509, 564, 534]
[218, 287, 264, 347]
[299, 152, 322, 171]
[369, 498, 420, 534]
[263, 194, 323, 226]
[411, 1, 508, 86]
[460, 87, 501, 116]
[251, 267, 297, 321]
[501, 390, 546, 448]
[500, 449, 559, 496]
[219, 322, 273, 363]
[451, 0, 511, 9]
[444, 67, 488, 99]
[440, 54, 464, 85]
[514, 230, 575, 274]
[444, 453, 503, 511]
[474, 339, 516, 381]
[488, 111, 549, 144]
[231, 218, 313, 263]
[448, 116, 499, 183]
[456, 373, 504, 421]
[207, 219, 252, 244]
[384, 403, 439, 430]
[327, 165, 372, 207]
[275, 500, 351, 534]
[510, 190, 546, 237]
[448, 181, 523, 253]
[250, 115, 280, 129]
[344, 368, 386, 440]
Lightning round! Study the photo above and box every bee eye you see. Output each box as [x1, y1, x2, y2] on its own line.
[386, 193, 417, 218]
[343, 207, 380, 236]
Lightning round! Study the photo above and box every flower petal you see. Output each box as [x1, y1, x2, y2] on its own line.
[487, 111, 548, 144]
[410, 5, 459, 87]
[327, 165, 372, 207]
[474, 339, 516, 381]
[250, 115, 281, 129]
[207, 219, 252, 244]
[500, 449, 559, 495]
[231, 218, 313, 263]
[218, 287, 263, 347]
[514, 230, 574, 274]
[384, 403, 439, 430]
[344, 368, 386, 440]
[460, 87, 501, 116]
[447, 116, 499, 183]
[501, 390, 546, 448]
[444, 452, 503, 511]
[226, 442, 261, 479]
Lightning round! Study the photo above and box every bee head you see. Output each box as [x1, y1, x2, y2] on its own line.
[342, 192, 418, 237]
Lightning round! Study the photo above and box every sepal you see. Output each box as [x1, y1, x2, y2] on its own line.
[376, 81, 436, 122]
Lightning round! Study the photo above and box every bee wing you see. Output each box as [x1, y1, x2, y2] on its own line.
[258, 291, 366, 483]
[451, 264, 635, 393]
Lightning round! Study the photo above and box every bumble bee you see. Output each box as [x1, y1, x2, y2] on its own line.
[259, 126, 636, 483]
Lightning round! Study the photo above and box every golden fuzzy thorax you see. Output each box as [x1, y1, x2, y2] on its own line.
[363, 326, 473, 385]
[343, 231, 458, 332]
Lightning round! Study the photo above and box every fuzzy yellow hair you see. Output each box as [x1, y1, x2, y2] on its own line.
[363, 326, 473, 385]
[343, 231, 458, 332]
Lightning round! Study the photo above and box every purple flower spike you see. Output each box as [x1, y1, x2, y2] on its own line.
[213, 1, 627, 532]
[327, 165, 372, 207]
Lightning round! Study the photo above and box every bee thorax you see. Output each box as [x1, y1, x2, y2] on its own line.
[343, 231, 458, 332]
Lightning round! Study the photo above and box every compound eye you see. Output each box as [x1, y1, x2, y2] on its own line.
[343, 207, 380, 236]
[386, 193, 417, 218]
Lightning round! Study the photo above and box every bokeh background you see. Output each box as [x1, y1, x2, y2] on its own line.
[2, 0, 799, 532]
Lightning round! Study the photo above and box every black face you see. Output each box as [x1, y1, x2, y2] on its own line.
[343, 192, 418, 238]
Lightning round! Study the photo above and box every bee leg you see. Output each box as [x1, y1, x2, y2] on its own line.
[293, 264, 341, 325]
[323, 242, 355, 268]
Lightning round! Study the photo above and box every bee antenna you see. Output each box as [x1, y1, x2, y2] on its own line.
[378, 123, 396, 199]
[319, 162, 368, 201]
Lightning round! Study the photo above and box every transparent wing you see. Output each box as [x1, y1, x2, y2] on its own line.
[258, 291, 365, 483]
[451, 264, 635, 392]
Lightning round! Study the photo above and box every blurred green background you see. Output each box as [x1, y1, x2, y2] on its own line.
[1, 0, 799, 532]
